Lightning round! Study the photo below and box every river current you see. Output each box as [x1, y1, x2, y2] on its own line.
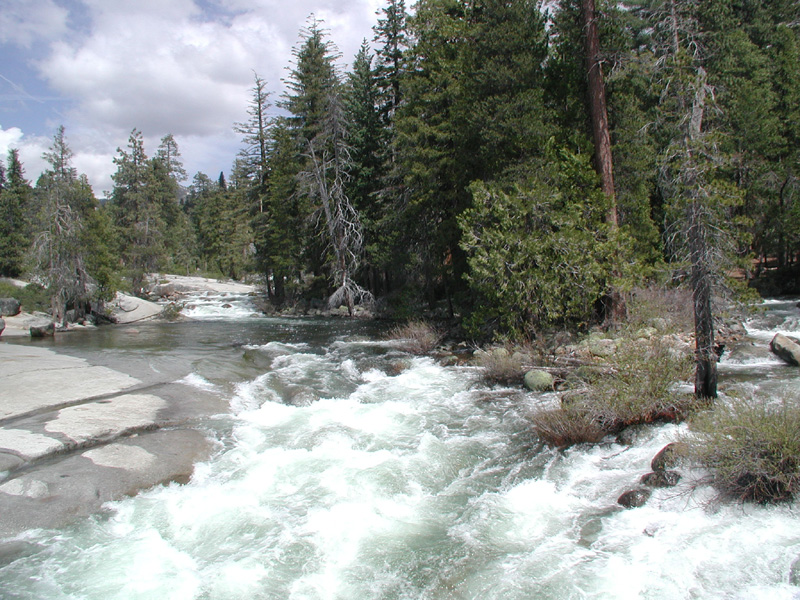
[1, 293, 800, 599]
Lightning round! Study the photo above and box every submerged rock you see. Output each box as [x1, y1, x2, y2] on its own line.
[524, 369, 555, 392]
[770, 333, 800, 366]
[641, 470, 681, 488]
[617, 488, 651, 509]
[790, 555, 800, 586]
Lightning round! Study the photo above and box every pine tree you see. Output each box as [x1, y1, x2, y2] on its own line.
[344, 40, 387, 294]
[31, 127, 97, 323]
[0, 149, 33, 277]
[111, 129, 166, 293]
[283, 17, 369, 312]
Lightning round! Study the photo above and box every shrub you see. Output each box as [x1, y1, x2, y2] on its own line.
[587, 336, 694, 431]
[476, 345, 531, 384]
[530, 336, 694, 446]
[624, 285, 695, 333]
[0, 281, 52, 313]
[530, 404, 607, 447]
[686, 399, 800, 503]
[387, 320, 441, 355]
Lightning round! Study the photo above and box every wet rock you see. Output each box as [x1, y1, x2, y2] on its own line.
[222, 303, 233, 309]
[640, 470, 681, 488]
[651, 442, 685, 472]
[790, 555, 800, 586]
[616, 424, 652, 446]
[524, 369, 555, 392]
[770, 333, 800, 366]
[0, 298, 21, 317]
[617, 488, 651, 509]
[0, 317, 4, 336]
[29, 323, 55, 338]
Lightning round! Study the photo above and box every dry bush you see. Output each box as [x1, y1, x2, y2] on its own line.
[686, 399, 800, 503]
[587, 337, 695, 431]
[476, 345, 532, 384]
[387, 320, 441, 355]
[626, 285, 695, 333]
[530, 405, 607, 447]
[531, 336, 694, 447]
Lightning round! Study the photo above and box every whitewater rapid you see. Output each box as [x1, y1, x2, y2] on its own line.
[1, 303, 800, 599]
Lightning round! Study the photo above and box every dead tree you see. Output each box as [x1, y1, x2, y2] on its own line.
[301, 93, 372, 315]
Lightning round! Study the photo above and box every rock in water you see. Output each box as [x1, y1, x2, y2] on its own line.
[770, 333, 800, 366]
[617, 488, 651, 509]
[0, 317, 4, 336]
[790, 555, 800, 586]
[640, 471, 681, 488]
[524, 369, 555, 392]
[30, 323, 55, 338]
[0, 298, 21, 317]
[651, 442, 685, 472]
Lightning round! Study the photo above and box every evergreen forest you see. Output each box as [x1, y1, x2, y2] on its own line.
[2, 0, 799, 343]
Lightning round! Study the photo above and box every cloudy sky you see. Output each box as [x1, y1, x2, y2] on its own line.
[0, 0, 387, 196]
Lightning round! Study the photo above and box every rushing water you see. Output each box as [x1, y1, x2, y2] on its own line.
[2, 294, 800, 599]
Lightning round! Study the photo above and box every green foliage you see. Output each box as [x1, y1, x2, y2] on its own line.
[459, 148, 612, 337]
[394, 0, 553, 306]
[0, 149, 33, 277]
[0, 281, 51, 313]
[687, 398, 800, 503]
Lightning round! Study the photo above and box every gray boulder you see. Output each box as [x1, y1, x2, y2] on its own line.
[0, 317, 4, 336]
[790, 555, 800, 586]
[0, 298, 21, 317]
[524, 369, 555, 392]
[770, 333, 800, 366]
[30, 323, 55, 338]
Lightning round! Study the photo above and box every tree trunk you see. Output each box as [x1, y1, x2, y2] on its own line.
[689, 200, 717, 399]
[581, 0, 616, 220]
[581, 0, 625, 324]
[686, 67, 717, 400]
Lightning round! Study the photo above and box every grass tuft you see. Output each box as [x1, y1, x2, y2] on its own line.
[686, 398, 800, 504]
[387, 320, 441, 355]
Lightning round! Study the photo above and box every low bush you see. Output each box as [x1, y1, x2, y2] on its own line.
[387, 320, 441, 355]
[531, 336, 694, 446]
[530, 404, 607, 447]
[587, 336, 694, 431]
[686, 398, 800, 504]
[0, 281, 52, 313]
[476, 346, 531, 384]
[625, 285, 695, 333]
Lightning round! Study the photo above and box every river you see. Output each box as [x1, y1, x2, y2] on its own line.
[1, 293, 799, 599]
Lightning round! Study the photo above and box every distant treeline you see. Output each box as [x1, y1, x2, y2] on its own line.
[1, 0, 798, 338]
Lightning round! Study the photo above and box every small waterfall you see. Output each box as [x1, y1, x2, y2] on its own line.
[180, 291, 261, 320]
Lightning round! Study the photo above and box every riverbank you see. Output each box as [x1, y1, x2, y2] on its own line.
[0, 341, 226, 538]
[0, 275, 260, 539]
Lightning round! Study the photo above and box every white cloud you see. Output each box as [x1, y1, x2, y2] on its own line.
[0, 126, 49, 186]
[8, 0, 385, 193]
[0, 0, 69, 47]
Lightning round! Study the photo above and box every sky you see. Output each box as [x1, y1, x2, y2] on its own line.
[0, 0, 387, 196]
